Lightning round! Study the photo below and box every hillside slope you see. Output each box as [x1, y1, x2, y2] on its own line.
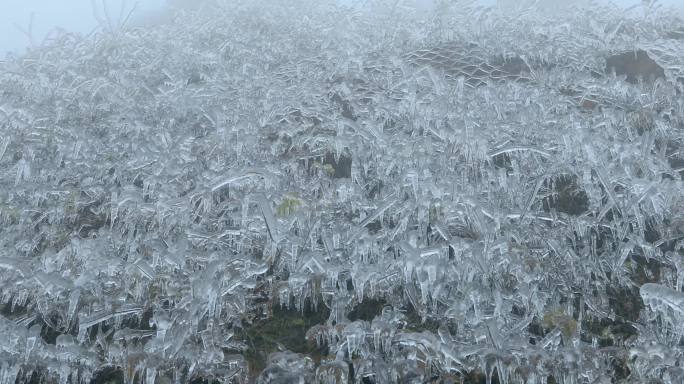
[1, 1, 683, 383]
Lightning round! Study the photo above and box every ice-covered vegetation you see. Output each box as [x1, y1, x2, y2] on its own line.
[1, 0, 684, 383]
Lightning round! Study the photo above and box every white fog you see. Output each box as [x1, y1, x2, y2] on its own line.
[1, 0, 683, 383]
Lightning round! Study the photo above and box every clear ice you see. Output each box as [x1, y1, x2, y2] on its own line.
[0, 0, 684, 383]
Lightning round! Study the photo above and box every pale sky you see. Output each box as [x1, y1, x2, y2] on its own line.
[1, 0, 683, 57]
[0, 0, 165, 56]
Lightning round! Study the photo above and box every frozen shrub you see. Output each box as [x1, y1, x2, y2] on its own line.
[0, 0, 683, 383]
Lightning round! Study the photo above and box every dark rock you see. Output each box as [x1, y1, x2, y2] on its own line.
[611, 357, 631, 382]
[348, 298, 387, 322]
[606, 285, 643, 323]
[323, 152, 352, 179]
[628, 253, 663, 286]
[187, 73, 203, 85]
[542, 175, 590, 216]
[489, 55, 532, 81]
[133, 174, 144, 188]
[582, 315, 638, 347]
[331, 93, 356, 120]
[188, 377, 222, 384]
[403, 42, 531, 87]
[605, 50, 665, 84]
[365, 220, 382, 234]
[492, 152, 512, 171]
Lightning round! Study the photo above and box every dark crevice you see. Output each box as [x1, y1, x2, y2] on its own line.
[605, 50, 665, 84]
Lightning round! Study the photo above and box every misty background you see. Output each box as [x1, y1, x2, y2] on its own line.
[1, 0, 683, 57]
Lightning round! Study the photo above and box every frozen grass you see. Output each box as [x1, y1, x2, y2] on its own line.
[1, 0, 684, 383]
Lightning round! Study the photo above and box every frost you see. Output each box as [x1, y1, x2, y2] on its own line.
[1, 0, 684, 382]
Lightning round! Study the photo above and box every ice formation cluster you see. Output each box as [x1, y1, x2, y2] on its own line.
[1, 0, 684, 383]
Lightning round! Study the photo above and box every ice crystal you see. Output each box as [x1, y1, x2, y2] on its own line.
[0, 0, 683, 383]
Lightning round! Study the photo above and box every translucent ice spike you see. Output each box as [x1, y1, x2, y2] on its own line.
[33, 271, 74, 295]
[66, 289, 81, 328]
[349, 193, 398, 241]
[487, 145, 551, 159]
[315, 360, 348, 384]
[256, 194, 280, 243]
[641, 283, 684, 315]
[0, 362, 21, 384]
[78, 305, 144, 332]
[210, 167, 275, 193]
[258, 351, 315, 383]
[0, 257, 30, 277]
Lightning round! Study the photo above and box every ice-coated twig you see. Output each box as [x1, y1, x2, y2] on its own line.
[78, 305, 144, 331]
[256, 194, 280, 243]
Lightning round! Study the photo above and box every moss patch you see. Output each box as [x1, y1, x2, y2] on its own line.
[402, 305, 440, 334]
[627, 253, 663, 286]
[542, 310, 577, 341]
[461, 369, 501, 384]
[91, 366, 124, 384]
[235, 298, 330, 377]
[276, 194, 302, 216]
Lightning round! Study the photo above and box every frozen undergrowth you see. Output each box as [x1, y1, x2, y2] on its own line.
[0, 0, 684, 383]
